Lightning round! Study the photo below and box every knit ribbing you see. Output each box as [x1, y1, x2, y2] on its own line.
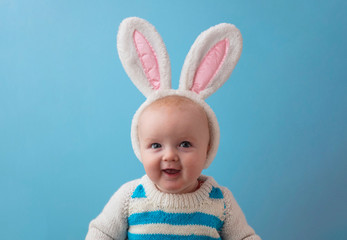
[141, 175, 219, 209]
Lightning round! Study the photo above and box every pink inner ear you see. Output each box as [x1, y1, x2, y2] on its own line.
[133, 30, 160, 90]
[191, 39, 229, 93]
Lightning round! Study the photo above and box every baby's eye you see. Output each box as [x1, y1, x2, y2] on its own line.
[151, 143, 162, 149]
[179, 141, 192, 148]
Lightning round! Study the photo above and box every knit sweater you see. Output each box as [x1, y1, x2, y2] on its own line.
[86, 175, 261, 240]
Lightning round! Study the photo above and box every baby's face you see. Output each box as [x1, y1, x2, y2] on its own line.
[138, 97, 210, 194]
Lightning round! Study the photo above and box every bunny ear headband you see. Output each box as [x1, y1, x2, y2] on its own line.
[117, 17, 242, 168]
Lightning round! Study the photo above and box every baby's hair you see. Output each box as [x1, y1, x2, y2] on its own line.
[148, 95, 201, 109]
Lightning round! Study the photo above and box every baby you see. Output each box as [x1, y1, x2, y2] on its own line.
[86, 17, 261, 239]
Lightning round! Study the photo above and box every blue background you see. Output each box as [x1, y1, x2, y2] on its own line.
[1, 0, 346, 239]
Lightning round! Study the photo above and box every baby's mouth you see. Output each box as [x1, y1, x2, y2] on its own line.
[162, 169, 181, 175]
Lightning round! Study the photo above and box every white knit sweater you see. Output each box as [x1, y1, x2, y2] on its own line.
[86, 175, 261, 240]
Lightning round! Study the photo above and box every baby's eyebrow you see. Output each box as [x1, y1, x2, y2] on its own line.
[180, 135, 197, 140]
[142, 137, 159, 142]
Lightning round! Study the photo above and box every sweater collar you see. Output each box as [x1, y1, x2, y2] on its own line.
[140, 175, 219, 209]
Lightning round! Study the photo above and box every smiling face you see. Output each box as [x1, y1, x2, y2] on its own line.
[138, 96, 210, 194]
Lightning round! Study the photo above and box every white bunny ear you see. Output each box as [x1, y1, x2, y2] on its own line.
[179, 23, 242, 99]
[117, 17, 171, 97]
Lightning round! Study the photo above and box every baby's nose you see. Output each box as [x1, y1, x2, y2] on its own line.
[163, 148, 179, 162]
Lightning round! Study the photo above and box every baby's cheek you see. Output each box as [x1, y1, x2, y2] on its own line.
[188, 157, 205, 171]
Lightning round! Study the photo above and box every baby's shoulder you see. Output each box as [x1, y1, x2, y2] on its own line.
[115, 178, 142, 195]
[203, 176, 235, 200]
[106, 178, 142, 204]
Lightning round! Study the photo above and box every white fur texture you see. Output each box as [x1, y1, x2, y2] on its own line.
[116, 17, 242, 168]
[117, 17, 171, 97]
[179, 23, 242, 99]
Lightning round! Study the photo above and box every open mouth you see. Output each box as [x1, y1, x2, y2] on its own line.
[162, 169, 181, 175]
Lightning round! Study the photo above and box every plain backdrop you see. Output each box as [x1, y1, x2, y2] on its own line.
[1, 0, 346, 239]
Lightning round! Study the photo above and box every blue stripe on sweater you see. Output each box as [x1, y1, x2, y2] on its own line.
[132, 184, 146, 198]
[128, 233, 221, 240]
[209, 187, 224, 199]
[128, 210, 224, 231]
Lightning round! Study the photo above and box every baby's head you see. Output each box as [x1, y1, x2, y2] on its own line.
[117, 17, 242, 192]
[131, 91, 220, 172]
[137, 96, 210, 193]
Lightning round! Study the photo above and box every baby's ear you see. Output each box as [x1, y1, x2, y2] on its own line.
[117, 17, 172, 97]
[179, 23, 242, 99]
